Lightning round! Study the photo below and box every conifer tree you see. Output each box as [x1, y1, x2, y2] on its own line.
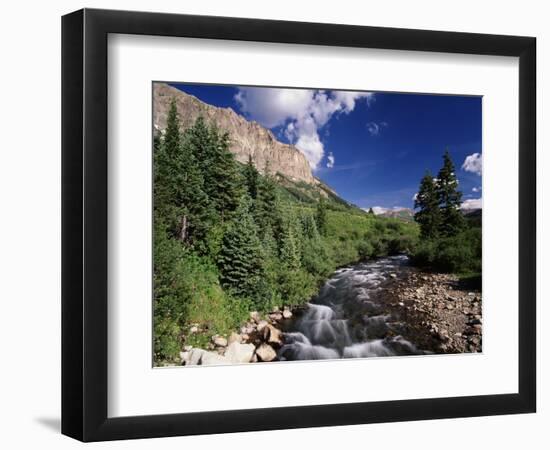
[217, 196, 264, 298]
[244, 155, 259, 200]
[316, 197, 328, 236]
[279, 222, 301, 270]
[367, 207, 375, 215]
[414, 170, 441, 239]
[207, 128, 243, 219]
[301, 212, 320, 241]
[255, 164, 279, 233]
[154, 100, 179, 218]
[179, 130, 210, 245]
[186, 116, 212, 173]
[154, 100, 210, 245]
[261, 224, 278, 260]
[437, 150, 465, 237]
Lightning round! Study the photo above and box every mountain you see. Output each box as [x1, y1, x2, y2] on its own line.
[153, 83, 315, 185]
[365, 207, 415, 221]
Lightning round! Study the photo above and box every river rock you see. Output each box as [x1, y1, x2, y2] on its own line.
[390, 273, 397, 279]
[181, 348, 207, 366]
[262, 324, 283, 346]
[282, 308, 293, 319]
[255, 344, 277, 362]
[189, 325, 199, 334]
[225, 342, 255, 363]
[250, 311, 261, 323]
[212, 335, 228, 347]
[200, 351, 229, 366]
[228, 332, 242, 344]
[256, 320, 269, 332]
[269, 312, 283, 322]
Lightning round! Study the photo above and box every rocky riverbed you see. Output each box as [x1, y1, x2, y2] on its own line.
[384, 271, 482, 354]
[179, 258, 482, 366]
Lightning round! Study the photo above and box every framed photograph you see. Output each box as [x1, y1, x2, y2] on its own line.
[62, 8, 536, 442]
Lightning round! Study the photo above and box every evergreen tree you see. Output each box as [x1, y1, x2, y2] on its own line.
[217, 196, 264, 298]
[185, 116, 213, 174]
[279, 222, 301, 270]
[316, 197, 328, 236]
[179, 129, 210, 245]
[367, 207, 375, 215]
[437, 150, 465, 237]
[207, 128, 243, 219]
[255, 164, 279, 233]
[301, 212, 320, 241]
[261, 224, 278, 260]
[414, 170, 441, 239]
[244, 155, 259, 200]
[154, 100, 210, 245]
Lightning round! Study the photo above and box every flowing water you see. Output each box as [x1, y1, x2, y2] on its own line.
[278, 255, 424, 361]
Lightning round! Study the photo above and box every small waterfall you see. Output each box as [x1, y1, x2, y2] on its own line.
[278, 256, 422, 361]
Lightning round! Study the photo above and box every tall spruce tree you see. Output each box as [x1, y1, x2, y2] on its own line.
[414, 170, 441, 239]
[207, 128, 243, 219]
[217, 196, 264, 298]
[244, 155, 259, 200]
[186, 116, 212, 174]
[179, 129, 210, 245]
[255, 164, 279, 233]
[437, 150, 465, 237]
[154, 101, 211, 245]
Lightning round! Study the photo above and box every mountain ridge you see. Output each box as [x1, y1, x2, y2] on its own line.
[153, 83, 316, 185]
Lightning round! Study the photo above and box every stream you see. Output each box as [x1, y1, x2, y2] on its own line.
[278, 255, 425, 361]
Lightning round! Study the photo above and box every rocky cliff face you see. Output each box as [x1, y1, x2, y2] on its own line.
[153, 83, 315, 184]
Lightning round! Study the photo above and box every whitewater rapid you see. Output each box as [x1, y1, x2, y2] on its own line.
[278, 255, 423, 361]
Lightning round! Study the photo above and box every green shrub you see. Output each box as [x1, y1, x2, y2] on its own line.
[411, 227, 481, 274]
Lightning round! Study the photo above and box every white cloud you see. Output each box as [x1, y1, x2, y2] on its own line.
[366, 121, 388, 136]
[472, 186, 481, 193]
[462, 153, 482, 176]
[234, 87, 312, 128]
[461, 198, 483, 210]
[366, 122, 380, 136]
[326, 152, 335, 169]
[412, 192, 418, 202]
[235, 87, 373, 169]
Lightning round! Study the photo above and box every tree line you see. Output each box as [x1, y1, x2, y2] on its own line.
[412, 151, 481, 275]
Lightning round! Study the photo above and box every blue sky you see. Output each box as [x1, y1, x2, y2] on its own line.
[170, 83, 482, 211]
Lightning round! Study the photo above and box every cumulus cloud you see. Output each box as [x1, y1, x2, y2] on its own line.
[326, 152, 335, 169]
[235, 87, 373, 169]
[462, 153, 482, 176]
[472, 186, 481, 193]
[461, 198, 483, 210]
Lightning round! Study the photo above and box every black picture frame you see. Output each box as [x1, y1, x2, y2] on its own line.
[62, 8, 536, 442]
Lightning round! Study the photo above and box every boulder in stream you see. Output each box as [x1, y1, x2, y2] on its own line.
[255, 344, 277, 362]
[225, 342, 255, 363]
